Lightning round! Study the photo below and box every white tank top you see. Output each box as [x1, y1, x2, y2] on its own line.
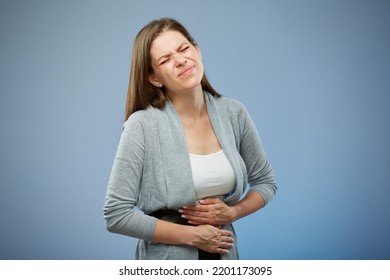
[189, 150, 236, 200]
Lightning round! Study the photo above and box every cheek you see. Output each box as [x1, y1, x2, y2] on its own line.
[197, 60, 204, 77]
[194, 47, 202, 61]
[198, 51, 202, 62]
[193, 53, 204, 71]
[153, 68, 169, 81]
[155, 68, 176, 86]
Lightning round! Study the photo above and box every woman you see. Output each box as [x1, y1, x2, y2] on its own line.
[103, 18, 276, 260]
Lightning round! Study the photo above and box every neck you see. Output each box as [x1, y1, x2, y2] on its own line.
[168, 85, 205, 119]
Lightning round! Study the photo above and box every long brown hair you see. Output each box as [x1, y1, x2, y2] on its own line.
[124, 18, 220, 120]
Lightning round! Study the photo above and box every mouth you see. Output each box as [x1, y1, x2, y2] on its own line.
[178, 66, 193, 77]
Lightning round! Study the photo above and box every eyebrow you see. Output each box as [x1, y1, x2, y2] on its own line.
[156, 42, 190, 63]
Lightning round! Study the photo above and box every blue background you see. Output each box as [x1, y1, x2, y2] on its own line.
[1, 0, 389, 260]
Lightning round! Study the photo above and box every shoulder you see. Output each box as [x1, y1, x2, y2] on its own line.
[211, 94, 249, 118]
[123, 106, 157, 129]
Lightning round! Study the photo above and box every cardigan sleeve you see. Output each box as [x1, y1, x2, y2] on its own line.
[103, 115, 157, 241]
[236, 103, 277, 204]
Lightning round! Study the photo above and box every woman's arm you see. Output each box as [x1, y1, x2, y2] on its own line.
[104, 114, 234, 253]
[179, 192, 264, 226]
[153, 220, 234, 254]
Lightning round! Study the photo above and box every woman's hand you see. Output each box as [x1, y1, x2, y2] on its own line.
[191, 224, 234, 254]
[179, 197, 237, 226]
[153, 193, 265, 252]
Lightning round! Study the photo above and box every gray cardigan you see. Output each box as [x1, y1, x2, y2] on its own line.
[103, 92, 276, 259]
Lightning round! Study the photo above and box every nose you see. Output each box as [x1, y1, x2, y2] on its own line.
[173, 52, 186, 66]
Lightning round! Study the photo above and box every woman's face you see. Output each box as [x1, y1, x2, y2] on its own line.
[149, 30, 204, 96]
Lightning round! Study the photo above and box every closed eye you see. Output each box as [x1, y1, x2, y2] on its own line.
[159, 57, 170, 65]
[180, 46, 190, 52]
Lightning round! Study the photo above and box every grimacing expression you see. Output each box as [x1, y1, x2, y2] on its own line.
[149, 30, 204, 95]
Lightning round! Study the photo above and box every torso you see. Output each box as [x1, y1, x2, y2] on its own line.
[181, 110, 221, 155]
[189, 150, 235, 200]
[181, 109, 235, 200]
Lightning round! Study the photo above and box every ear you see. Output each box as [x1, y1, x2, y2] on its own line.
[149, 74, 163, 88]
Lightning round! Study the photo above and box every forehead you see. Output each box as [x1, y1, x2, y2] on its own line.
[150, 30, 189, 56]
